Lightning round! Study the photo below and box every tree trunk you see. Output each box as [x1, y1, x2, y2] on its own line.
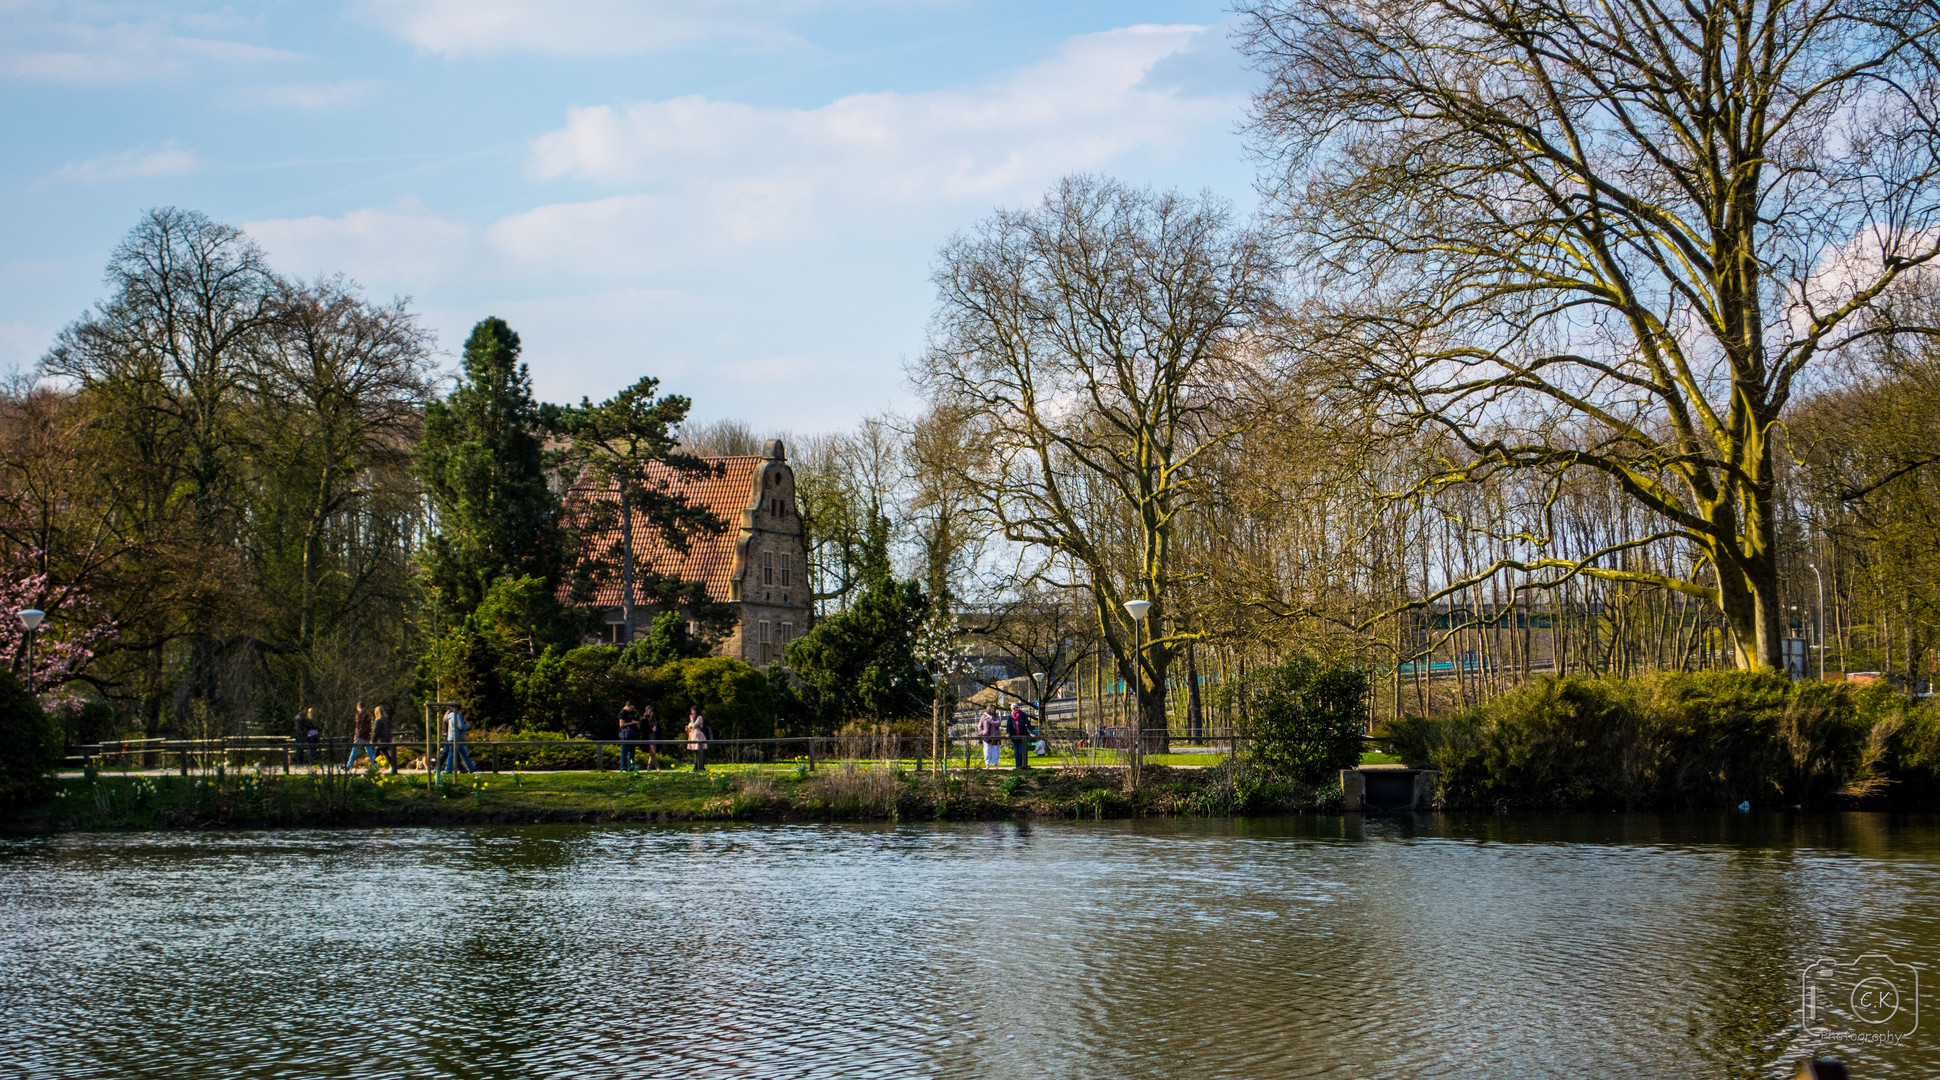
[1186, 644, 1203, 743]
[1716, 543, 1783, 671]
[619, 490, 636, 644]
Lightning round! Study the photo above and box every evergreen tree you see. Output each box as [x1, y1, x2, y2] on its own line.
[414, 318, 563, 615]
[556, 376, 723, 641]
[785, 575, 931, 730]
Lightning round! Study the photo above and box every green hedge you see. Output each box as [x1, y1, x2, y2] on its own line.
[1382, 671, 1936, 809]
[0, 671, 58, 808]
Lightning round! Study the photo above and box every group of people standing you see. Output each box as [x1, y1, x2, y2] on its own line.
[291, 698, 716, 775]
[977, 704, 1041, 768]
[291, 703, 399, 772]
[617, 701, 712, 771]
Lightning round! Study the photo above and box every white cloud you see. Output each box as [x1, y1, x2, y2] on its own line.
[245, 206, 482, 289]
[359, 0, 821, 57]
[0, 13, 295, 85]
[46, 140, 200, 184]
[248, 80, 380, 111]
[237, 23, 1252, 427]
[508, 25, 1237, 271]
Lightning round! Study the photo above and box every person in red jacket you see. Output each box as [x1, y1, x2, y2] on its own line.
[1006, 704, 1034, 769]
[345, 702, 377, 771]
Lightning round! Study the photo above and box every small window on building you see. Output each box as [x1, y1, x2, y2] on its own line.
[603, 611, 627, 644]
[758, 620, 771, 664]
[762, 550, 774, 585]
[780, 622, 793, 645]
[779, 553, 791, 587]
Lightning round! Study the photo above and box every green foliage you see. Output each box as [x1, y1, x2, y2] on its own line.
[1383, 672, 1897, 809]
[1880, 697, 1940, 806]
[1237, 655, 1369, 785]
[516, 645, 657, 738]
[785, 576, 931, 729]
[414, 318, 564, 615]
[652, 657, 774, 742]
[553, 376, 725, 616]
[0, 671, 59, 807]
[621, 612, 712, 669]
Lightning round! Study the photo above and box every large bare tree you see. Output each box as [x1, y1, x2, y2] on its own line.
[1243, 0, 1940, 668]
[919, 175, 1280, 750]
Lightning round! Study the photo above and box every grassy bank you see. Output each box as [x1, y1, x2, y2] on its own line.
[6, 760, 1332, 831]
[1382, 671, 1940, 810]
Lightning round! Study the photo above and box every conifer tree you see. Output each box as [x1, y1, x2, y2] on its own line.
[414, 318, 563, 615]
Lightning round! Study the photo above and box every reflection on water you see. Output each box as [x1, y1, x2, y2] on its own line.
[3, 814, 1937, 1079]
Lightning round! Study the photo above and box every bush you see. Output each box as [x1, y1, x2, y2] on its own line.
[0, 671, 59, 808]
[1239, 655, 1369, 785]
[1883, 697, 1940, 806]
[1384, 671, 1891, 809]
[652, 657, 774, 743]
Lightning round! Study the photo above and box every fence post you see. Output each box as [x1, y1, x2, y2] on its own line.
[808, 737, 816, 773]
[597, 742, 605, 772]
[179, 748, 189, 777]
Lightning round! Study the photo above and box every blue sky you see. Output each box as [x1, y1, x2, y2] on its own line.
[1, 1, 1260, 431]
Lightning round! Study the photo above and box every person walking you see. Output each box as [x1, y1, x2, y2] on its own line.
[977, 706, 1002, 768]
[1006, 704, 1032, 769]
[371, 704, 397, 773]
[291, 709, 312, 765]
[618, 701, 639, 771]
[643, 704, 661, 771]
[345, 701, 378, 771]
[687, 705, 710, 772]
[299, 708, 323, 767]
[439, 706, 474, 775]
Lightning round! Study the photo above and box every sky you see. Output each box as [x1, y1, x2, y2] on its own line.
[0, 1, 1262, 433]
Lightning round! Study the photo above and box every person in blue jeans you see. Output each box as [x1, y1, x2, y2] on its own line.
[1006, 705, 1033, 769]
[438, 707, 475, 774]
[617, 701, 639, 770]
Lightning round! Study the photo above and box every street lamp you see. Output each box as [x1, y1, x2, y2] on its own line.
[1808, 563, 1826, 681]
[1123, 600, 1152, 780]
[16, 608, 43, 691]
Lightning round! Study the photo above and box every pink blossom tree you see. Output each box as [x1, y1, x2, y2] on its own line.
[0, 552, 115, 704]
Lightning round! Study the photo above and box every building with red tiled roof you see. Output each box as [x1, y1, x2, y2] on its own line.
[571, 439, 809, 667]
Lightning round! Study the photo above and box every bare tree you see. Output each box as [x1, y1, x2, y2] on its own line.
[1243, 0, 1940, 668]
[920, 175, 1281, 751]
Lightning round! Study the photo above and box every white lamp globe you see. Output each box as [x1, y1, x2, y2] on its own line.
[1122, 599, 1153, 623]
[17, 608, 44, 631]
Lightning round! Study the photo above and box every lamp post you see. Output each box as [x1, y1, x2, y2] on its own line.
[16, 608, 43, 692]
[1808, 563, 1826, 681]
[1123, 600, 1152, 783]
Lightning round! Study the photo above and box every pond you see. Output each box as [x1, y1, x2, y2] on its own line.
[3, 814, 1937, 1078]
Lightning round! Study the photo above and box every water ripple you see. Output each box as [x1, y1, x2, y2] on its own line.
[2, 815, 1938, 1078]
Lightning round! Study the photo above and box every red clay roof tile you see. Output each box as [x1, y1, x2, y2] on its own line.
[569, 456, 764, 607]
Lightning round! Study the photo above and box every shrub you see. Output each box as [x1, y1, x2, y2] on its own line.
[1239, 655, 1369, 785]
[652, 657, 774, 743]
[0, 671, 59, 807]
[1384, 672, 1890, 809]
[1884, 697, 1940, 805]
[804, 761, 903, 815]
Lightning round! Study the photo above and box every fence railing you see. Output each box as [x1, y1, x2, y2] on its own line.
[66, 727, 1246, 776]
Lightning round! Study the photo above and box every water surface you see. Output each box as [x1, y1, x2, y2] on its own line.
[3, 814, 1937, 1078]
